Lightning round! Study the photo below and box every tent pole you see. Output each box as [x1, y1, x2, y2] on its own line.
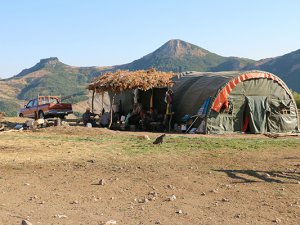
[101, 92, 104, 115]
[91, 89, 95, 113]
[150, 88, 153, 109]
[109, 93, 116, 129]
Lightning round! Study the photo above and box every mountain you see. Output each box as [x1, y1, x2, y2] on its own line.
[244, 49, 300, 92]
[119, 39, 254, 72]
[0, 39, 299, 116]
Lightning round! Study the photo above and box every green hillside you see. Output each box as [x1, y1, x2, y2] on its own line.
[17, 72, 88, 100]
[0, 100, 20, 117]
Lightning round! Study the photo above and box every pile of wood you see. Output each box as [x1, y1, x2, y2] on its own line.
[88, 68, 175, 93]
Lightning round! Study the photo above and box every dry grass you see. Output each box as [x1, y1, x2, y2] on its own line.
[88, 68, 174, 93]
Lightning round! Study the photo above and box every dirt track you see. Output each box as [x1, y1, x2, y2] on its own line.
[0, 119, 299, 225]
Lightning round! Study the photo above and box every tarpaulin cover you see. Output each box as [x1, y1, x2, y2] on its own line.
[211, 72, 290, 112]
[172, 71, 298, 134]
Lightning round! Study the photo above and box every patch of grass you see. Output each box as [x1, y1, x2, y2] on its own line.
[121, 136, 300, 155]
[2, 132, 300, 156]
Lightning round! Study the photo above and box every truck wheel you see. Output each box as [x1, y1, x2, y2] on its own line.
[38, 111, 44, 119]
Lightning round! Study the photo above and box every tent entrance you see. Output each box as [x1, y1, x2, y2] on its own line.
[243, 96, 269, 134]
[138, 88, 167, 114]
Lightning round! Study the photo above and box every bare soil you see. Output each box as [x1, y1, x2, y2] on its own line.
[0, 118, 299, 225]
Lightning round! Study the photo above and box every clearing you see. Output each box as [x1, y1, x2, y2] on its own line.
[0, 118, 299, 225]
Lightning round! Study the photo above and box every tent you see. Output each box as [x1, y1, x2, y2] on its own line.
[172, 71, 299, 134]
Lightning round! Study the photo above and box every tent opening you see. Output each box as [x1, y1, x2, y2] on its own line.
[138, 88, 168, 114]
[243, 96, 269, 134]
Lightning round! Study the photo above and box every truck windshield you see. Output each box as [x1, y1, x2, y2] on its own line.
[26, 100, 33, 108]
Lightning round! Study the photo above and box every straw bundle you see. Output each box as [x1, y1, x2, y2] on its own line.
[88, 68, 174, 93]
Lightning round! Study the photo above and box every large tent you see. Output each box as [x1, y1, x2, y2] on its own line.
[172, 71, 299, 134]
[88, 70, 299, 134]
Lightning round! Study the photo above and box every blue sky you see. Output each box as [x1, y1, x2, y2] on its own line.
[1, 0, 299, 78]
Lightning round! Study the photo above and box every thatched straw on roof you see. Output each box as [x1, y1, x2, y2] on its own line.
[88, 68, 175, 93]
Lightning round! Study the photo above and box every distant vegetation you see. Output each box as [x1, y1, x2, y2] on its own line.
[292, 91, 300, 109]
[17, 73, 88, 100]
[0, 100, 20, 117]
[61, 92, 89, 104]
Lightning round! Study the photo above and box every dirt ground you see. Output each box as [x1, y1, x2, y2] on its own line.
[0, 118, 299, 225]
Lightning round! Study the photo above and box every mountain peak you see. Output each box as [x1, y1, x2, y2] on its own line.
[156, 39, 209, 58]
[38, 57, 61, 66]
[12, 57, 63, 79]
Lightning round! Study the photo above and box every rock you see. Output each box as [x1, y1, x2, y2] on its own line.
[138, 197, 149, 203]
[176, 209, 183, 214]
[154, 220, 161, 224]
[148, 195, 156, 201]
[102, 220, 117, 225]
[137, 135, 150, 140]
[70, 200, 79, 204]
[234, 213, 242, 218]
[99, 179, 106, 186]
[54, 214, 68, 219]
[272, 218, 281, 224]
[167, 184, 176, 190]
[29, 195, 38, 201]
[22, 220, 33, 225]
[201, 192, 206, 196]
[24, 183, 30, 186]
[225, 184, 232, 189]
[149, 191, 158, 197]
[167, 195, 176, 201]
[221, 198, 229, 202]
[265, 173, 271, 177]
[210, 189, 218, 193]
[87, 159, 96, 163]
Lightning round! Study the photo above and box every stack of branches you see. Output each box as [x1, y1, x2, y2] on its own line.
[88, 68, 175, 93]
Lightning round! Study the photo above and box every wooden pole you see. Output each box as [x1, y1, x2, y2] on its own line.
[150, 88, 153, 109]
[108, 93, 116, 129]
[91, 89, 95, 113]
[101, 92, 104, 115]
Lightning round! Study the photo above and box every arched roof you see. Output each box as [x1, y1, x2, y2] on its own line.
[172, 70, 293, 119]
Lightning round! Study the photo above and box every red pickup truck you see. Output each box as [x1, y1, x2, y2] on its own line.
[19, 96, 73, 119]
